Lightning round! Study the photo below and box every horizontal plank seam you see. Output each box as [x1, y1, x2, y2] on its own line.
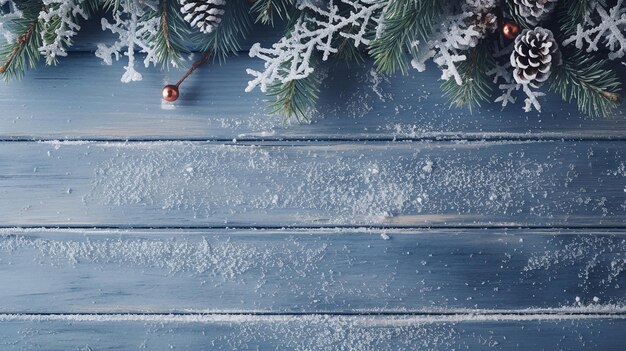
[5, 311, 626, 317]
[2, 137, 626, 143]
[2, 225, 626, 230]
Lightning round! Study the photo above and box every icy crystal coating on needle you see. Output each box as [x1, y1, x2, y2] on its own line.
[245, 0, 385, 93]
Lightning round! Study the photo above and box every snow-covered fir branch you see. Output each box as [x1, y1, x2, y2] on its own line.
[0, 0, 22, 43]
[245, 0, 385, 93]
[563, 0, 626, 60]
[39, 0, 88, 65]
[410, 0, 496, 85]
[95, 0, 159, 82]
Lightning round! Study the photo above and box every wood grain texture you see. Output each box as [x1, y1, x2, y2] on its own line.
[1, 314, 625, 350]
[0, 228, 624, 313]
[1, 54, 625, 141]
[0, 140, 624, 227]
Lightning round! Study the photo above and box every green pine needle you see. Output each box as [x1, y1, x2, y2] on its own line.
[441, 41, 495, 112]
[101, 0, 120, 13]
[250, 0, 295, 26]
[334, 35, 365, 65]
[148, 0, 190, 69]
[556, 0, 595, 35]
[505, 0, 533, 29]
[548, 51, 621, 118]
[201, 0, 252, 61]
[267, 66, 322, 123]
[369, 0, 443, 75]
[0, 0, 43, 80]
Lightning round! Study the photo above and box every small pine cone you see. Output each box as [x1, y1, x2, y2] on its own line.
[510, 27, 562, 86]
[180, 0, 226, 34]
[512, 0, 558, 25]
[463, 0, 498, 41]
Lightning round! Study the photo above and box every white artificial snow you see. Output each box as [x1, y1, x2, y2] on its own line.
[0, 233, 328, 281]
[246, 0, 384, 93]
[38, 0, 88, 65]
[521, 84, 545, 113]
[1, 309, 624, 324]
[95, 0, 159, 82]
[563, 0, 626, 60]
[80, 141, 625, 224]
[488, 44, 545, 112]
[411, 11, 482, 85]
[524, 236, 626, 290]
[411, 1, 495, 85]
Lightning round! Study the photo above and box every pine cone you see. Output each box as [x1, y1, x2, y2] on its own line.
[512, 0, 558, 25]
[180, 0, 225, 34]
[510, 27, 561, 86]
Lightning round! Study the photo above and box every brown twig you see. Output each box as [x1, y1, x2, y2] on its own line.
[175, 51, 211, 87]
[0, 21, 37, 74]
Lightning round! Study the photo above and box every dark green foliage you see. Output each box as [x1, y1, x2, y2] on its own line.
[250, 0, 295, 26]
[370, 0, 444, 75]
[548, 51, 621, 118]
[556, 0, 595, 35]
[148, 0, 191, 68]
[201, 0, 253, 61]
[504, 0, 532, 29]
[0, 0, 43, 80]
[100, 0, 121, 13]
[40, 0, 93, 65]
[334, 36, 365, 65]
[267, 61, 323, 123]
[441, 41, 495, 111]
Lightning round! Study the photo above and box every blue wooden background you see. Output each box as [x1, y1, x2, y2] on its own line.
[0, 21, 626, 350]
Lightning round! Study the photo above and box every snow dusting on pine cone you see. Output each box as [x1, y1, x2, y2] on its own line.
[510, 27, 561, 86]
[512, 0, 558, 25]
[180, 0, 225, 34]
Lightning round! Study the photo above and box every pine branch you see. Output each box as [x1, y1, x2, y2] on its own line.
[334, 30, 364, 64]
[250, 0, 294, 26]
[548, 51, 621, 118]
[201, 0, 252, 61]
[39, 0, 91, 65]
[370, 0, 443, 75]
[101, 0, 120, 13]
[441, 40, 495, 111]
[504, 0, 533, 29]
[148, 0, 190, 68]
[0, 0, 43, 80]
[267, 59, 322, 122]
[556, 0, 595, 36]
[82, 0, 102, 14]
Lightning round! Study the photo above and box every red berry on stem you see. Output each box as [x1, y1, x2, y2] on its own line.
[162, 84, 179, 102]
[501, 21, 520, 40]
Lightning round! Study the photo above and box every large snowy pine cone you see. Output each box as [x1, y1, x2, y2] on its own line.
[512, 0, 558, 25]
[180, 0, 225, 34]
[510, 27, 561, 86]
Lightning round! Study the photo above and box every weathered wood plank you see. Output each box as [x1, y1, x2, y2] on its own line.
[1, 313, 625, 350]
[0, 228, 624, 313]
[0, 141, 624, 227]
[1, 54, 625, 141]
